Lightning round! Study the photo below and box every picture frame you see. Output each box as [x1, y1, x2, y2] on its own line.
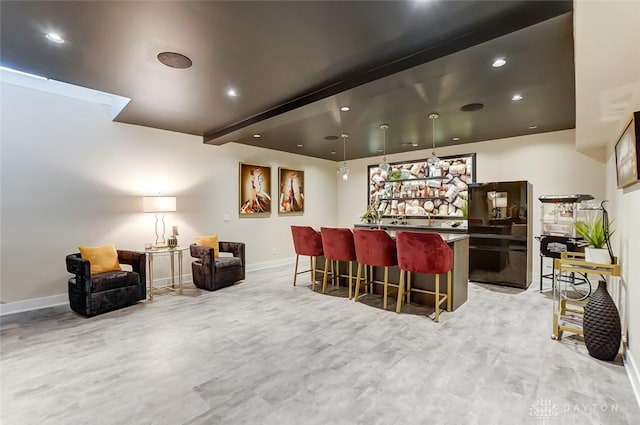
[278, 168, 304, 214]
[615, 111, 640, 189]
[239, 162, 272, 216]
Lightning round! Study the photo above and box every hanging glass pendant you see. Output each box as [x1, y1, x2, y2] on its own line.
[427, 113, 440, 170]
[379, 124, 390, 172]
[338, 133, 349, 182]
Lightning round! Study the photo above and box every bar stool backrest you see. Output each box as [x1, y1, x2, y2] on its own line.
[396, 231, 453, 274]
[291, 226, 323, 257]
[353, 229, 397, 267]
[320, 227, 356, 262]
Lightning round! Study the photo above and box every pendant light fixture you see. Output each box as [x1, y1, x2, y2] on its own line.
[338, 133, 349, 181]
[379, 123, 390, 173]
[427, 112, 440, 169]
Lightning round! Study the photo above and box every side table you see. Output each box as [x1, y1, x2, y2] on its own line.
[145, 246, 189, 299]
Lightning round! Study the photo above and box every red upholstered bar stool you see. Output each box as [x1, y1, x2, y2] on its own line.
[291, 225, 327, 291]
[353, 229, 398, 310]
[395, 231, 453, 322]
[320, 227, 357, 298]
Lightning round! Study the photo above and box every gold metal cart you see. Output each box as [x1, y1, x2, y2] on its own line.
[551, 252, 620, 340]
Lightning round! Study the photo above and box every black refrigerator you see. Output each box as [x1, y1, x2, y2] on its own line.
[467, 180, 533, 289]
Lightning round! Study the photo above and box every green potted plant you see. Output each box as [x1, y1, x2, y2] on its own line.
[574, 218, 614, 264]
[360, 205, 380, 224]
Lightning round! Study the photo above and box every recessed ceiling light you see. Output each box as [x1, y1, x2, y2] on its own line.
[252, 134, 261, 138]
[378, 149, 384, 153]
[512, 94, 523, 101]
[461, 103, 484, 112]
[297, 144, 303, 147]
[452, 137, 461, 141]
[157, 52, 192, 69]
[528, 125, 538, 129]
[324, 135, 339, 141]
[412, 143, 419, 147]
[340, 106, 350, 112]
[227, 88, 237, 97]
[492, 58, 506, 68]
[45, 32, 65, 44]
[331, 151, 336, 155]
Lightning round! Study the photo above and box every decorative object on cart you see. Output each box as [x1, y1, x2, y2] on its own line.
[143, 195, 177, 247]
[379, 124, 390, 173]
[574, 200, 615, 264]
[367, 153, 476, 218]
[239, 162, 271, 216]
[360, 205, 380, 224]
[583, 280, 621, 361]
[614, 110, 640, 189]
[337, 133, 349, 181]
[427, 112, 440, 170]
[278, 168, 304, 214]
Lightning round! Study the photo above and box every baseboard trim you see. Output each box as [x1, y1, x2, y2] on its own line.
[0, 293, 68, 316]
[246, 257, 296, 273]
[624, 349, 640, 408]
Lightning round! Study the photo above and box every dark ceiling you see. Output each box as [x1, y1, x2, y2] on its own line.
[0, 1, 575, 161]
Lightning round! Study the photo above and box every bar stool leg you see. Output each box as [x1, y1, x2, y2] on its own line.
[434, 274, 440, 322]
[383, 266, 389, 310]
[354, 263, 363, 301]
[407, 272, 412, 304]
[293, 254, 300, 286]
[396, 270, 405, 313]
[322, 258, 330, 294]
[447, 270, 452, 312]
[348, 261, 353, 299]
[369, 265, 374, 294]
[311, 256, 316, 290]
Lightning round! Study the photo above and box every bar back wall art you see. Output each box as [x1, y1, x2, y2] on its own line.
[278, 168, 304, 214]
[239, 162, 271, 216]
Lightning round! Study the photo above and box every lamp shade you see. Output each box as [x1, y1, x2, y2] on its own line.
[143, 196, 176, 212]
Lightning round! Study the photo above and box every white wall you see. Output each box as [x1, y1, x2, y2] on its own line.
[0, 82, 338, 303]
[336, 129, 606, 274]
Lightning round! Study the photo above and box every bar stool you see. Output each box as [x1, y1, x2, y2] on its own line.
[290, 225, 327, 291]
[395, 231, 453, 322]
[320, 227, 357, 298]
[353, 229, 398, 310]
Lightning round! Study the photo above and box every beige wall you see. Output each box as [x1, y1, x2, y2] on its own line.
[0, 82, 339, 303]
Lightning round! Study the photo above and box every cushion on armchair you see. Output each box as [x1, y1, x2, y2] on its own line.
[196, 234, 219, 257]
[78, 243, 121, 274]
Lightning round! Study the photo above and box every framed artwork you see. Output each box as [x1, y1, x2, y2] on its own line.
[278, 168, 304, 214]
[615, 111, 640, 189]
[239, 163, 272, 216]
[367, 153, 476, 218]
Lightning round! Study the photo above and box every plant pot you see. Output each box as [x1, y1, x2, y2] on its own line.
[583, 280, 621, 361]
[585, 247, 610, 264]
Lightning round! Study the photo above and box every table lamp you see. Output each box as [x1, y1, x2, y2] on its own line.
[143, 196, 176, 247]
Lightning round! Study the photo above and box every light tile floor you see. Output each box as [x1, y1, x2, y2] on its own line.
[1, 264, 638, 425]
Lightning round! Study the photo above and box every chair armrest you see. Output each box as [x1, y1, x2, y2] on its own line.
[190, 244, 214, 266]
[219, 241, 245, 265]
[66, 253, 90, 278]
[117, 250, 146, 283]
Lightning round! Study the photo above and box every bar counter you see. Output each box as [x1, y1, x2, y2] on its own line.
[351, 224, 470, 310]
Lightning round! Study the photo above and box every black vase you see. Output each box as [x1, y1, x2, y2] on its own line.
[583, 280, 621, 361]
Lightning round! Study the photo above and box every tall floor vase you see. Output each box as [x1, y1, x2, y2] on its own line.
[583, 280, 621, 361]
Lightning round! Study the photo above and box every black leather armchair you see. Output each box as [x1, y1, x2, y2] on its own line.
[66, 250, 146, 317]
[190, 241, 245, 291]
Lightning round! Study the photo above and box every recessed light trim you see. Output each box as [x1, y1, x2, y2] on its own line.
[45, 32, 65, 44]
[461, 103, 484, 112]
[492, 58, 506, 68]
[340, 106, 350, 112]
[324, 135, 339, 141]
[512, 94, 523, 101]
[452, 137, 460, 141]
[528, 125, 538, 129]
[297, 144, 303, 147]
[157, 52, 192, 69]
[227, 88, 237, 97]
[252, 134, 261, 138]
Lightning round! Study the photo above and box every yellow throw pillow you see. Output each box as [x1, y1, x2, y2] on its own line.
[78, 243, 121, 275]
[195, 234, 219, 257]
